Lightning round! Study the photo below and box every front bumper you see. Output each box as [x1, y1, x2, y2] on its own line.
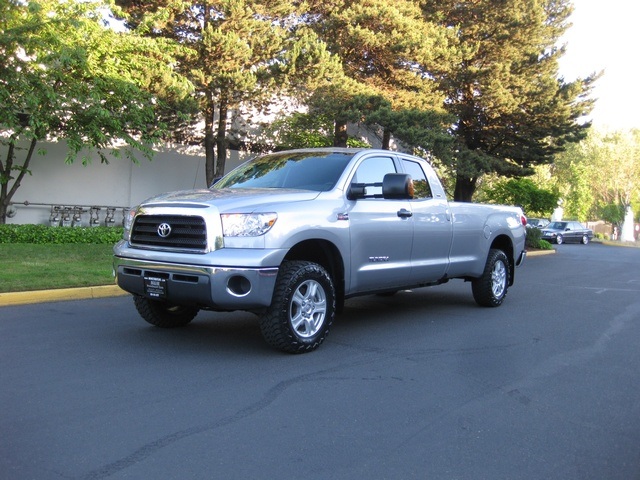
[113, 256, 279, 310]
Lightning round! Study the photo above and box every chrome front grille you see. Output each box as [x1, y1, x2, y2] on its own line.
[131, 215, 207, 251]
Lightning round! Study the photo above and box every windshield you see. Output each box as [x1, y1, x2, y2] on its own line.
[213, 151, 355, 191]
[547, 222, 568, 230]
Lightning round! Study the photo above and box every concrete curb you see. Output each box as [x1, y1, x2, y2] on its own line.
[0, 285, 128, 307]
[526, 248, 556, 257]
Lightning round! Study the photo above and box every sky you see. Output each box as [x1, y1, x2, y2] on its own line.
[558, 0, 640, 130]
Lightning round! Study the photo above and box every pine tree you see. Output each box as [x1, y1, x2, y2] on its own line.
[115, 1, 340, 184]
[421, 0, 598, 201]
[304, 0, 454, 147]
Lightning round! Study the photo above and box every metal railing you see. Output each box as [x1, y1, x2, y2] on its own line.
[8, 201, 129, 227]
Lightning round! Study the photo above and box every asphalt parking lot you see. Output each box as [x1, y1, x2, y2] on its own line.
[1, 243, 639, 479]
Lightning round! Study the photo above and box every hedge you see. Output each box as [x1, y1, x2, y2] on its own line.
[0, 224, 124, 244]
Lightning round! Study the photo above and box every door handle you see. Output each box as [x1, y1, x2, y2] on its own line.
[397, 208, 413, 218]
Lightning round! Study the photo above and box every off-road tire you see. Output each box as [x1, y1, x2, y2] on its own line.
[133, 295, 199, 328]
[259, 261, 336, 354]
[472, 249, 509, 307]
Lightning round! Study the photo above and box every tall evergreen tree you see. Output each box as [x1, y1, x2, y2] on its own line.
[115, 1, 339, 184]
[304, 0, 454, 148]
[421, 0, 598, 201]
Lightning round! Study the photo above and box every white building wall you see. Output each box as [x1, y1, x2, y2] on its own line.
[4, 141, 247, 226]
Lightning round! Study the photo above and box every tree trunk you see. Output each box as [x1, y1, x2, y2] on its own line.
[453, 175, 477, 202]
[0, 137, 37, 224]
[333, 121, 348, 148]
[215, 99, 228, 178]
[382, 128, 391, 150]
[204, 95, 216, 187]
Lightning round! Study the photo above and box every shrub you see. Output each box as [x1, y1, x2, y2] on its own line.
[0, 224, 123, 244]
[525, 227, 553, 250]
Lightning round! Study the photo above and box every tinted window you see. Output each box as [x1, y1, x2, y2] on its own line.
[401, 160, 432, 199]
[214, 152, 354, 191]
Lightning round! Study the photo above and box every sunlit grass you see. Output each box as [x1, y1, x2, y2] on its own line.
[0, 244, 116, 292]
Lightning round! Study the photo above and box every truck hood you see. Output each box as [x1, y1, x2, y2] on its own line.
[139, 188, 321, 212]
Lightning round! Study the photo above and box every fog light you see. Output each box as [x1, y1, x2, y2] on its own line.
[227, 276, 251, 297]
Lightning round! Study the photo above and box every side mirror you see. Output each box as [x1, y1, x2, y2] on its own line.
[347, 183, 367, 200]
[382, 173, 414, 200]
[347, 173, 414, 200]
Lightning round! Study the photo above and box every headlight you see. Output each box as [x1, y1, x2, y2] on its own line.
[221, 213, 277, 237]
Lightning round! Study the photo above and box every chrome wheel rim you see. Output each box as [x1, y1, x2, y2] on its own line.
[491, 260, 507, 299]
[289, 279, 327, 338]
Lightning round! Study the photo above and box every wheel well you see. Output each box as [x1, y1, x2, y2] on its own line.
[490, 234, 515, 286]
[283, 239, 345, 298]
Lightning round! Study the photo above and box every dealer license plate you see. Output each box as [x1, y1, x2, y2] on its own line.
[144, 276, 167, 299]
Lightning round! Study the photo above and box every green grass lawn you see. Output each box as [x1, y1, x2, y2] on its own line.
[0, 243, 116, 293]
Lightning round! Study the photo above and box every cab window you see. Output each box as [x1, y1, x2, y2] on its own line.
[401, 160, 432, 199]
[352, 156, 397, 197]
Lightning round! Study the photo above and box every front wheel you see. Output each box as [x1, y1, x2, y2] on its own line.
[472, 249, 509, 307]
[259, 261, 336, 354]
[556, 234, 564, 245]
[133, 296, 199, 328]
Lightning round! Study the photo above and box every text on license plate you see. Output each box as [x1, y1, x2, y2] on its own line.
[144, 276, 167, 299]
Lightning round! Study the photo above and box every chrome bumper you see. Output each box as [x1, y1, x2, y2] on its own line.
[113, 256, 278, 310]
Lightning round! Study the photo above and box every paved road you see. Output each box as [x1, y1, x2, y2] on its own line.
[2, 244, 639, 479]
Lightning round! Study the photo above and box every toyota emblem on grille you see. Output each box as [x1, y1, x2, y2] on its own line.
[157, 223, 172, 238]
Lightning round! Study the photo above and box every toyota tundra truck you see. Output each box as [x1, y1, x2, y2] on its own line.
[114, 148, 526, 353]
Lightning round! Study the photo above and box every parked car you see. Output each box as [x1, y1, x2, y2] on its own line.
[541, 221, 593, 245]
[526, 218, 549, 229]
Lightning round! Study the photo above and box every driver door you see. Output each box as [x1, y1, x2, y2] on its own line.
[347, 155, 414, 293]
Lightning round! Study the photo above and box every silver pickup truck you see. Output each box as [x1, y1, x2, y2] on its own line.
[114, 148, 526, 353]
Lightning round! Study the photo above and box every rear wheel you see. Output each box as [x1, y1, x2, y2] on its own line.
[472, 249, 509, 307]
[133, 296, 199, 328]
[259, 261, 335, 354]
[581, 234, 589, 245]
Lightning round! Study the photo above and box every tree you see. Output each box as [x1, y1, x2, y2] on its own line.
[364, 101, 455, 159]
[303, 0, 455, 148]
[421, 0, 598, 201]
[594, 130, 640, 211]
[115, 1, 341, 185]
[585, 130, 639, 238]
[547, 141, 597, 221]
[0, 0, 193, 224]
[551, 129, 640, 224]
[483, 177, 558, 217]
[263, 112, 334, 150]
